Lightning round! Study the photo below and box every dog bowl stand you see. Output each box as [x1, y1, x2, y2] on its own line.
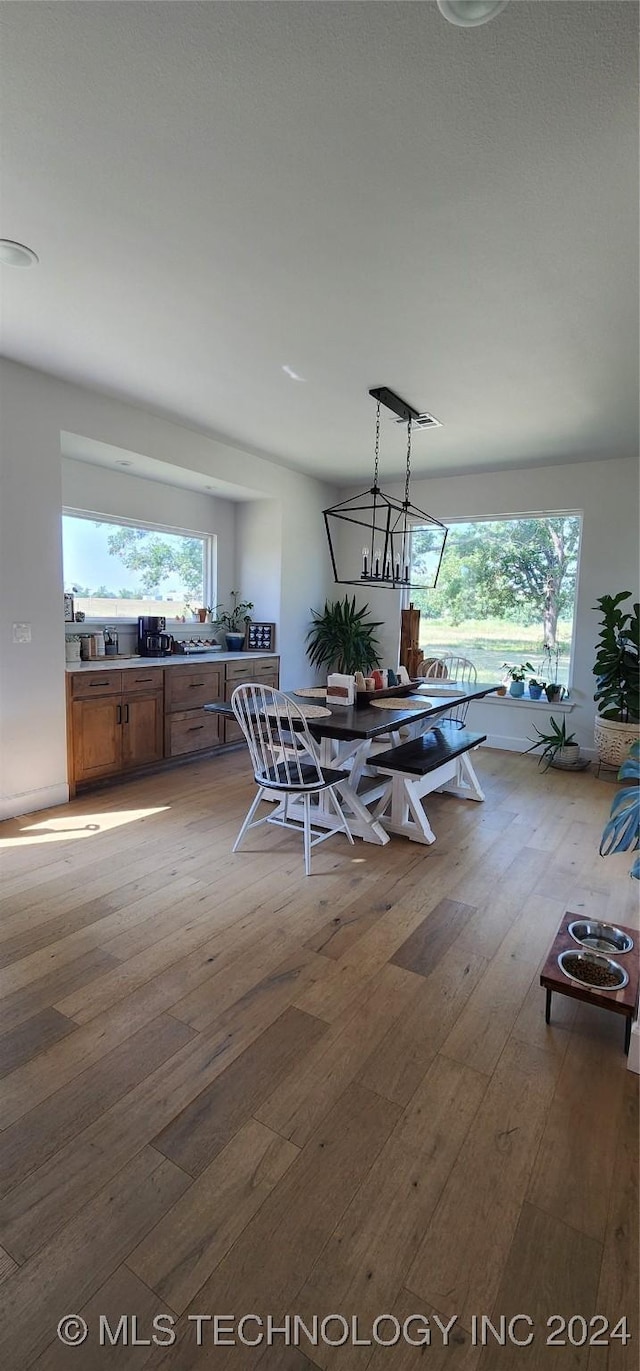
[540, 911, 639, 1054]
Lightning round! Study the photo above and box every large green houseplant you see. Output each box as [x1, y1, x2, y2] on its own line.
[600, 741, 640, 880]
[306, 596, 382, 675]
[593, 592, 639, 765]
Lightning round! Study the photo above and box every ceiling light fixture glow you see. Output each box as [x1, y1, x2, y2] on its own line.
[282, 365, 306, 382]
[0, 239, 39, 267]
[437, 1, 509, 27]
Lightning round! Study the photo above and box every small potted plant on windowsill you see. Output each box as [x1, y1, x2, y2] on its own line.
[528, 676, 546, 701]
[541, 643, 564, 702]
[502, 662, 535, 698]
[524, 716, 581, 771]
[214, 592, 254, 651]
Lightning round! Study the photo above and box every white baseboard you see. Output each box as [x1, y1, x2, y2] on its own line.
[0, 783, 70, 822]
[628, 1022, 640, 1075]
[479, 736, 598, 761]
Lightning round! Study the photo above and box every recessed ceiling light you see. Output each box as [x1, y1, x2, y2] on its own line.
[437, 1, 509, 27]
[0, 239, 39, 267]
[116, 460, 133, 467]
[282, 365, 306, 382]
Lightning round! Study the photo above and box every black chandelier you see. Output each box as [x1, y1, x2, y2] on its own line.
[323, 387, 448, 591]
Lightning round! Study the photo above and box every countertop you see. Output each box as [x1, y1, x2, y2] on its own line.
[65, 651, 277, 673]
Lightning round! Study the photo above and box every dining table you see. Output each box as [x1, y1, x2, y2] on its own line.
[205, 682, 500, 846]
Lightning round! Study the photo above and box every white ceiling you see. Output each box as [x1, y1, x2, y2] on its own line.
[1, 1, 637, 484]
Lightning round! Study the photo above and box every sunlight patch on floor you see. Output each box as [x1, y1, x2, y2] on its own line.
[0, 806, 169, 848]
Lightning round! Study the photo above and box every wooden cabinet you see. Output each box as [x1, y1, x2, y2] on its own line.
[223, 657, 279, 744]
[67, 655, 279, 790]
[121, 691, 164, 769]
[70, 695, 122, 782]
[68, 670, 164, 788]
[164, 663, 223, 758]
[165, 709, 220, 758]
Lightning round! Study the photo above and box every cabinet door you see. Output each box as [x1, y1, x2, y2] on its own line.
[71, 697, 122, 781]
[122, 693, 164, 769]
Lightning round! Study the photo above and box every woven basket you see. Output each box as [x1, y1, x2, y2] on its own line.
[594, 716, 640, 767]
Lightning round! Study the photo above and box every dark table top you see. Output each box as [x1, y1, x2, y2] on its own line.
[205, 683, 500, 741]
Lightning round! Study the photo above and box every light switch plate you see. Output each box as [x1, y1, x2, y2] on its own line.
[12, 623, 32, 643]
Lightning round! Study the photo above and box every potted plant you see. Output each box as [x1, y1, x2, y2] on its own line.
[214, 591, 254, 651]
[306, 596, 382, 675]
[528, 676, 545, 701]
[540, 643, 564, 701]
[502, 662, 535, 698]
[600, 740, 639, 879]
[593, 592, 640, 766]
[524, 715, 581, 771]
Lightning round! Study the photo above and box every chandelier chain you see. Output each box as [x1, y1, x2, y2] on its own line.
[373, 400, 381, 488]
[404, 418, 412, 504]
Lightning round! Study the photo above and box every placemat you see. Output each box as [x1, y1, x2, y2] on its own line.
[371, 696, 433, 710]
[292, 687, 328, 699]
[267, 703, 332, 720]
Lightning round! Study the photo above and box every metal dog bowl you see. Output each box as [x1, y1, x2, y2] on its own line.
[558, 948, 629, 993]
[568, 919, 634, 955]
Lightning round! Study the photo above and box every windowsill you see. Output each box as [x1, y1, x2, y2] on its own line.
[475, 693, 575, 711]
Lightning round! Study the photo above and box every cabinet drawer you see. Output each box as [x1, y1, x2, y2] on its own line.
[224, 672, 279, 703]
[165, 665, 223, 712]
[165, 709, 220, 757]
[122, 669, 164, 696]
[225, 657, 279, 684]
[71, 671, 122, 699]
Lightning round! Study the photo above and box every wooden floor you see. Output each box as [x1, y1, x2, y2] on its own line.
[0, 749, 637, 1370]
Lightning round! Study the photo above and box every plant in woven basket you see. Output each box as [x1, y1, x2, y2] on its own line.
[593, 593, 639, 722]
[592, 592, 640, 766]
[306, 596, 382, 675]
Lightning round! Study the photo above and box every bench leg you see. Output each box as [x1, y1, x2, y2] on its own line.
[376, 774, 437, 844]
[439, 750, 485, 802]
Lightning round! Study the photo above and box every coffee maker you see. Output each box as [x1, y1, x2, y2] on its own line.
[137, 616, 173, 656]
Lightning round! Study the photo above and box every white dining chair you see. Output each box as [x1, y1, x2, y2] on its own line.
[230, 683, 354, 875]
[419, 655, 478, 727]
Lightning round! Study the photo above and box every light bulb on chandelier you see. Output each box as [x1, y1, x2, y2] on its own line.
[437, 1, 510, 28]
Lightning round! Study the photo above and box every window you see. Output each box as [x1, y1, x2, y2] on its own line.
[62, 513, 214, 620]
[409, 515, 582, 688]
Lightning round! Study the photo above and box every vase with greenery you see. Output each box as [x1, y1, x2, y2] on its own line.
[214, 591, 254, 650]
[540, 643, 564, 701]
[502, 661, 535, 697]
[306, 596, 382, 675]
[600, 741, 639, 879]
[593, 592, 640, 765]
[524, 715, 580, 771]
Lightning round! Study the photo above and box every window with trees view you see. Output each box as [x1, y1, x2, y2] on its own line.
[409, 515, 582, 688]
[62, 514, 213, 619]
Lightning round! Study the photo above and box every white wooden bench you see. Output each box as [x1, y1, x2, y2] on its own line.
[371, 722, 487, 844]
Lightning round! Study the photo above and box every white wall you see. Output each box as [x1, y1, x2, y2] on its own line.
[236, 499, 282, 632]
[335, 457, 639, 753]
[0, 359, 337, 818]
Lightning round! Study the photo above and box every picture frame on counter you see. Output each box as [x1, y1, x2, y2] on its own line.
[64, 592, 74, 622]
[245, 622, 276, 651]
